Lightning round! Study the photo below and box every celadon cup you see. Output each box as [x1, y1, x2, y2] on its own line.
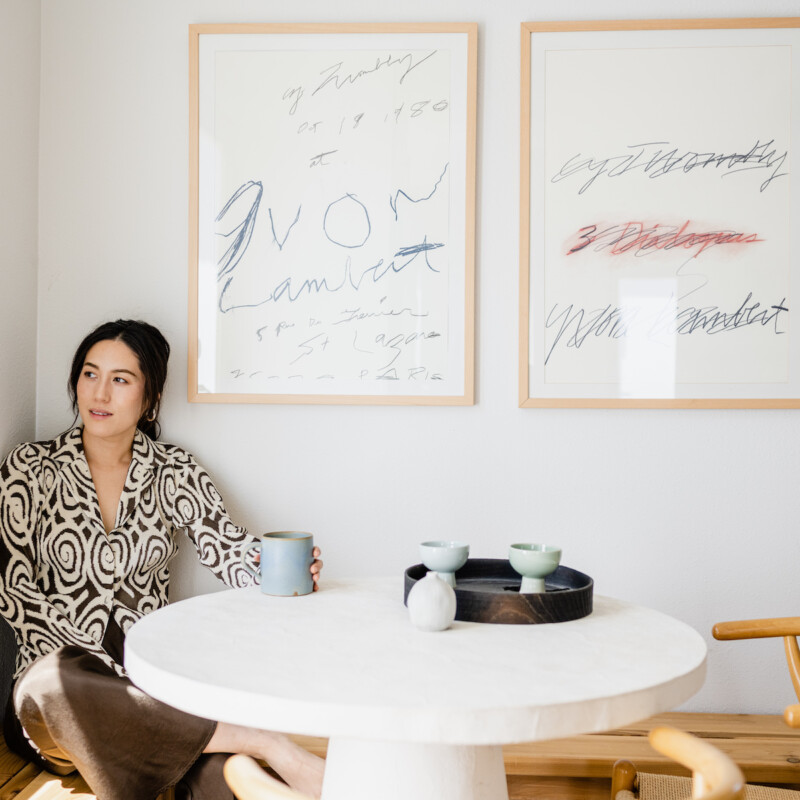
[241, 531, 314, 596]
[419, 540, 470, 588]
[508, 543, 561, 593]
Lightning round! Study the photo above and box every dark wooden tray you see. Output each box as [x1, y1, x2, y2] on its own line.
[403, 558, 593, 624]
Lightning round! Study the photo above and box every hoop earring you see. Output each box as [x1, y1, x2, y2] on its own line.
[146, 409, 157, 422]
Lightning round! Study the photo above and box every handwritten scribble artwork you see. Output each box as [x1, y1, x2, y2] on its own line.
[521, 20, 800, 408]
[190, 25, 476, 404]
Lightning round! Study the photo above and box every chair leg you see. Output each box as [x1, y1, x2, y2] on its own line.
[784, 703, 800, 728]
[611, 759, 637, 796]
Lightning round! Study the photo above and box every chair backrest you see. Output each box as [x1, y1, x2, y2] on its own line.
[713, 617, 800, 729]
[612, 726, 745, 800]
[648, 726, 745, 800]
[223, 754, 313, 800]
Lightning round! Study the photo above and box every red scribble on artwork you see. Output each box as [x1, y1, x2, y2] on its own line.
[566, 220, 762, 259]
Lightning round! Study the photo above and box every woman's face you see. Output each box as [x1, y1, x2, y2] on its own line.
[76, 339, 147, 446]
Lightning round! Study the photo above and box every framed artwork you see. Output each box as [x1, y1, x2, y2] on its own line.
[520, 18, 800, 408]
[189, 23, 477, 405]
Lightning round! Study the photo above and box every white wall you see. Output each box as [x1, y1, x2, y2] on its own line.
[35, 0, 800, 715]
[0, 0, 39, 452]
[0, 0, 40, 707]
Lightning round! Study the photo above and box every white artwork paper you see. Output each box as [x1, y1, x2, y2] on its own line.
[195, 31, 473, 401]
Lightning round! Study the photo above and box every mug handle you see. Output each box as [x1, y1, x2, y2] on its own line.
[240, 540, 261, 582]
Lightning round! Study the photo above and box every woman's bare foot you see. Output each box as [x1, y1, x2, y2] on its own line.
[205, 722, 325, 798]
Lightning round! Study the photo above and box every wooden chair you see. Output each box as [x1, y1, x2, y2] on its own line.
[712, 617, 800, 728]
[611, 725, 745, 799]
[223, 754, 313, 800]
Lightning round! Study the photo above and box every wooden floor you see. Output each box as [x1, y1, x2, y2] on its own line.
[3, 712, 799, 800]
[0, 734, 593, 800]
[0, 737, 94, 800]
[2, 733, 551, 800]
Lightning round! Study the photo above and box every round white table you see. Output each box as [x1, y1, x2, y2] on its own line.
[124, 578, 706, 800]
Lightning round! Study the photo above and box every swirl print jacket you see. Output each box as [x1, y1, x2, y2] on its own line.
[0, 427, 256, 680]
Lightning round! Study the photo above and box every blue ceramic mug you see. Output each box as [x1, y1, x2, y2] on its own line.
[241, 531, 314, 596]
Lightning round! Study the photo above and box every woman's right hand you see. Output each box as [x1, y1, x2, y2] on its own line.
[310, 547, 323, 591]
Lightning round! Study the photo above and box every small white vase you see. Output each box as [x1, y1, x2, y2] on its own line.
[407, 572, 457, 631]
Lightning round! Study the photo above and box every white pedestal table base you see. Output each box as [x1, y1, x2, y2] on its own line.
[321, 738, 509, 800]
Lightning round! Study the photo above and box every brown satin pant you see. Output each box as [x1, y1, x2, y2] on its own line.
[3, 626, 235, 800]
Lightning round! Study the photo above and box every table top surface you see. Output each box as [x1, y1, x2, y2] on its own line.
[124, 578, 707, 745]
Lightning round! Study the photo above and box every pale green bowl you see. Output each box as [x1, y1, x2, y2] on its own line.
[419, 540, 470, 587]
[508, 543, 561, 593]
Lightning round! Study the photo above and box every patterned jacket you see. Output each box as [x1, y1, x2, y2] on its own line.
[0, 427, 256, 679]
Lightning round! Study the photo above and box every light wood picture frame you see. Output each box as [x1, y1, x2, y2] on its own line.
[189, 23, 477, 405]
[520, 18, 800, 408]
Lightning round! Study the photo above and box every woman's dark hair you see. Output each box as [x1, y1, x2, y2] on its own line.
[68, 320, 171, 440]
